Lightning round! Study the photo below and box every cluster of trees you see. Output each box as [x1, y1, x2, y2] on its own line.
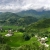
[23, 33, 31, 41]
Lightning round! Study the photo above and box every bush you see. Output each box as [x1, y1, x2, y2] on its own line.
[23, 34, 30, 41]
[18, 28, 25, 32]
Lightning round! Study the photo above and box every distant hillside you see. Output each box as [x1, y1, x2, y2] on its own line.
[0, 12, 20, 20]
[0, 12, 38, 26]
[26, 18, 50, 33]
[0, 12, 20, 25]
[17, 9, 50, 19]
[0, 11, 50, 26]
[17, 10, 40, 18]
[17, 16, 38, 26]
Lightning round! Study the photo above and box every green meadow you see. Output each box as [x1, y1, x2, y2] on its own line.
[0, 30, 39, 47]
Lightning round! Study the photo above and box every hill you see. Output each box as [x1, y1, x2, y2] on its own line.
[0, 12, 20, 25]
[17, 9, 50, 19]
[17, 16, 38, 26]
[25, 19, 50, 37]
[0, 12, 38, 26]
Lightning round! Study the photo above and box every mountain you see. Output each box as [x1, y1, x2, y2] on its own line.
[0, 12, 20, 25]
[17, 16, 38, 26]
[0, 12, 38, 26]
[17, 9, 50, 19]
[17, 10, 40, 17]
[0, 12, 20, 20]
[0, 10, 50, 26]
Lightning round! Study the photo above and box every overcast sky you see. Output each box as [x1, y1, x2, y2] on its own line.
[0, 0, 50, 12]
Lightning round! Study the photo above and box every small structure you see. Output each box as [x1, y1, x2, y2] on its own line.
[37, 36, 49, 47]
[42, 43, 49, 47]
[41, 38, 45, 43]
[40, 37, 48, 43]
[44, 43, 49, 47]
[5, 34, 12, 37]
[5, 30, 13, 37]
[45, 37, 47, 39]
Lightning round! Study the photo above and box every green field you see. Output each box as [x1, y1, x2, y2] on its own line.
[0, 25, 50, 47]
[2, 25, 23, 30]
[0, 31, 39, 47]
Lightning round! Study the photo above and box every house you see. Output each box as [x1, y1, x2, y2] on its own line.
[41, 38, 45, 43]
[5, 30, 13, 37]
[5, 33, 12, 37]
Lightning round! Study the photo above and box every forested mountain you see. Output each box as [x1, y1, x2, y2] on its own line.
[0, 12, 20, 20]
[17, 9, 50, 19]
[17, 16, 38, 26]
[0, 10, 50, 26]
[0, 12, 38, 26]
[29, 18, 50, 28]
[0, 12, 20, 25]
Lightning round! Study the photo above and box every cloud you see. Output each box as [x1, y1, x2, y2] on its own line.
[0, 0, 50, 12]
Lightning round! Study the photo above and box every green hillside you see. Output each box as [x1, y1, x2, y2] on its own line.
[17, 16, 38, 26]
[0, 12, 19, 20]
[0, 13, 38, 26]
[25, 19, 50, 37]
[0, 12, 20, 25]
[0, 18, 50, 50]
[0, 12, 50, 50]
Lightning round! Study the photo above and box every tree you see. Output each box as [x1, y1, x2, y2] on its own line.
[23, 33, 30, 41]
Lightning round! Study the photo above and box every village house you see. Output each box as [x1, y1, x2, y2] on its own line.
[5, 30, 13, 37]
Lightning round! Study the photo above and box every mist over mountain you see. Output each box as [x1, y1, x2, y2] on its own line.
[0, 0, 50, 12]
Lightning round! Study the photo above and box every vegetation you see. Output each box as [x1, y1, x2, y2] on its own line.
[0, 12, 38, 26]
[0, 12, 50, 50]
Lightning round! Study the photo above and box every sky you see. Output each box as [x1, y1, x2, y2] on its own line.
[0, 0, 50, 12]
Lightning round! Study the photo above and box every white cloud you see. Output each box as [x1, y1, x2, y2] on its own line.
[0, 0, 50, 12]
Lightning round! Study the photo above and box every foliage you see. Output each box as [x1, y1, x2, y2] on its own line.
[23, 34, 31, 41]
[0, 44, 11, 50]
[0, 12, 38, 26]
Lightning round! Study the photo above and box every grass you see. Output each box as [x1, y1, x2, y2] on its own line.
[5, 32, 39, 47]
[22, 37, 40, 46]
[46, 37, 50, 45]
[0, 25, 50, 48]
[0, 31, 39, 47]
[2, 25, 23, 30]
[4, 32, 24, 47]
[0, 29, 50, 47]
